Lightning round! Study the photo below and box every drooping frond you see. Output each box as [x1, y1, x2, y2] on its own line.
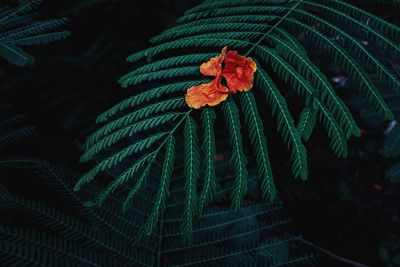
[222, 97, 249, 211]
[255, 67, 308, 179]
[274, 38, 360, 138]
[83, 152, 158, 208]
[137, 135, 175, 241]
[97, 80, 208, 123]
[0, 104, 37, 148]
[76, 133, 168, 190]
[240, 92, 276, 200]
[81, 113, 181, 159]
[0, 1, 69, 66]
[77, 0, 400, 243]
[0, 158, 316, 267]
[297, 106, 316, 141]
[198, 108, 217, 215]
[182, 116, 200, 243]
[85, 98, 185, 147]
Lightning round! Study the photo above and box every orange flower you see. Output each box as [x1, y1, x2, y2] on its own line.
[222, 50, 257, 93]
[185, 79, 229, 109]
[185, 47, 257, 109]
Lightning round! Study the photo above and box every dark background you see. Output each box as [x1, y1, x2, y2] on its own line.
[1, 0, 400, 266]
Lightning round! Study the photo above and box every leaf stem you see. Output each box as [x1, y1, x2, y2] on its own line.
[299, 239, 372, 267]
[154, 110, 192, 155]
[244, 0, 303, 57]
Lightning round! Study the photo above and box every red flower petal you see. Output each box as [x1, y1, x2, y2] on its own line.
[185, 79, 229, 109]
[200, 46, 227, 77]
[221, 50, 257, 93]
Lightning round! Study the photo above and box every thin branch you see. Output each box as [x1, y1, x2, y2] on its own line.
[300, 238, 372, 267]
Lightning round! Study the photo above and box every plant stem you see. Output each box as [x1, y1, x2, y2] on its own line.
[154, 110, 192, 154]
[299, 238, 372, 267]
[245, 0, 303, 57]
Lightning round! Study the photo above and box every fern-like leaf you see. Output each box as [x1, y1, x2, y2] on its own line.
[256, 68, 308, 179]
[96, 80, 206, 123]
[84, 152, 157, 208]
[182, 116, 200, 243]
[297, 106, 316, 141]
[240, 92, 276, 200]
[76, 133, 167, 191]
[137, 135, 175, 240]
[222, 97, 249, 211]
[122, 156, 155, 212]
[0, 1, 68, 66]
[78, 0, 400, 241]
[86, 97, 184, 146]
[0, 41, 33, 66]
[82, 113, 181, 158]
[197, 108, 217, 215]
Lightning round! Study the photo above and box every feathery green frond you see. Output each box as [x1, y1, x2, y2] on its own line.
[297, 107, 316, 141]
[119, 66, 199, 87]
[182, 116, 200, 243]
[75, 133, 167, 191]
[82, 112, 181, 156]
[1, 18, 67, 40]
[0, 158, 316, 266]
[163, 15, 276, 34]
[0, 41, 33, 66]
[183, 0, 289, 15]
[0, 1, 68, 66]
[96, 80, 207, 123]
[122, 157, 155, 212]
[240, 92, 276, 201]
[11, 31, 70, 45]
[84, 152, 158, 208]
[256, 68, 308, 179]
[86, 97, 184, 146]
[0, 125, 36, 148]
[137, 135, 175, 240]
[301, 1, 400, 56]
[127, 53, 215, 74]
[150, 23, 268, 45]
[78, 0, 400, 243]
[274, 39, 360, 138]
[285, 17, 395, 120]
[222, 97, 249, 211]
[316, 101, 348, 158]
[289, 8, 400, 92]
[176, 5, 287, 24]
[328, 0, 400, 40]
[198, 108, 217, 215]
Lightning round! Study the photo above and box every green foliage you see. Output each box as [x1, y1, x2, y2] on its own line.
[255, 66, 308, 178]
[0, 0, 69, 66]
[78, 0, 400, 242]
[182, 117, 199, 243]
[240, 92, 276, 200]
[297, 107, 316, 141]
[137, 135, 175, 241]
[0, 103, 37, 148]
[197, 108, 217, 215]
[0, 157, 316, 266]
[222, 97, 249, 211]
